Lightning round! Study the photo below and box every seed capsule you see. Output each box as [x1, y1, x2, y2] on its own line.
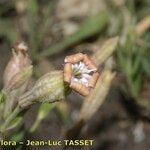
[65, 53, 84, 63]
[88, 72, 99, 88]
[70, 82, 90, 96]
[64, 63, 72, 83]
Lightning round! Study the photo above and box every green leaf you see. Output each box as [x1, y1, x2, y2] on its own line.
[27, 0, 40, 54]
[125, 57, 132, 77]
[11, 130, 25, 142]
[27, 0, 39, 16]
[0, 92, 6, 103]
[30, 103, 55, 132]
[38, 103, 55, 120]
[132, 52, 141, 76]
[142, 58, 150, 76]
[130, 74, 141, 98]
[117, 49, 127, 74]
[6, 117, 22, 131]
[0, 19, 20, 43]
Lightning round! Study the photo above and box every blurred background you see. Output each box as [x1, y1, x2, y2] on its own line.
[0, 0, 150, 150]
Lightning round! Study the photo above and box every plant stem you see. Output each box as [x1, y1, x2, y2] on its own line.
[29, 118, 41, 133]
[0, 105, 21, 132]
[0, 91, 5, 104]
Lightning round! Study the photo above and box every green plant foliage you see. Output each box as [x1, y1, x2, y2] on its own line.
[37, 12, 108, 59]
[30, 103, 55, 133]
[6, 117, 22, 131]
[0, 19, 19, 43]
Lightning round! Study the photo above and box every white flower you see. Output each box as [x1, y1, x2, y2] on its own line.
[71, 62, 94, 87]
[63, 53, 99, 96]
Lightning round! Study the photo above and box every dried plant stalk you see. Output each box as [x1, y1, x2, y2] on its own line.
[135, 16, 150, 37]
[79, 69, 115, 121]
[92, 37, 119, 66]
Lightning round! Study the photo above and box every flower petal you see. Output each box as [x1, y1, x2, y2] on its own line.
[82, 73, 91, 80]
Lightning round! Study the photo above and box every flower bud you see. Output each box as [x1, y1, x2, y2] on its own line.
[3, 66, 33, 118]
[4, 66, 33, 92]
[3, 42, 32, 90]
[2, 42, 33, 118]
[19, 71, 70, 108]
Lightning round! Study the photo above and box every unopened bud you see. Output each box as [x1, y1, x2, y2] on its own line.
[3, 42, 33, 118]
[4, 66, 33, 92]
[3, 42, 32, 89]
[19, 71, 70, 108]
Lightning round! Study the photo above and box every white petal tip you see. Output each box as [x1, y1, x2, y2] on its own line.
[18, 42, 28, 51]
[64, 58, 68, 63]
[91, 69, 97, 72]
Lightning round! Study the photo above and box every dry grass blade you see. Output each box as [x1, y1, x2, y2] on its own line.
[92, 36, 119, 66]
[135, 16, 150, 37]
[79, 69, 115, 121]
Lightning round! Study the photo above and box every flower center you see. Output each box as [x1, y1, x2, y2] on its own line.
[73, 67, 82, 79]
[71, 62, 93, 87]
